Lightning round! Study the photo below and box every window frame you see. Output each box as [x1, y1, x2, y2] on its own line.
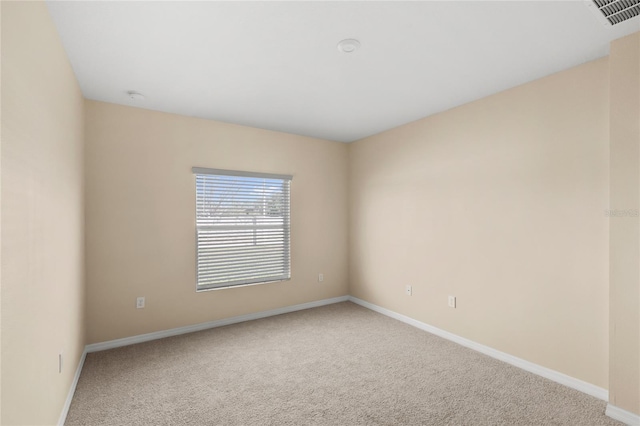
[192, 167, 292, 291]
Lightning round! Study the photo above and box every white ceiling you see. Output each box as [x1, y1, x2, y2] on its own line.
[47, 1, 639, 143]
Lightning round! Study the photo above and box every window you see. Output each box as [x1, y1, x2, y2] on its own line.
[193, 167, 292, 290]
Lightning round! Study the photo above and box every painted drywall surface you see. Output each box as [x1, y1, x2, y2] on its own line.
[349, 58, 610, 389]
[609, 32, 640, 415]
[1, 2, 85, 425]
[84, 101, 349, 344]
[0, 1, 3, 423]
[0, 1, 4, 423]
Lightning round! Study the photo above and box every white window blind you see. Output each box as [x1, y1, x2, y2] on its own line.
[193, 167, 291, 290]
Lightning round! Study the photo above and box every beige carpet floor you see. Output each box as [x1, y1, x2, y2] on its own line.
[66, 302, 621, 425]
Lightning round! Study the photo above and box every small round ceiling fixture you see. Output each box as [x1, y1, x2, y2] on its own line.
[337, 39, 360, 54]
[127, 91, 145, 101]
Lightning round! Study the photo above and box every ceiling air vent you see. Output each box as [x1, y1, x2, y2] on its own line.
[587, 0, 640, 26]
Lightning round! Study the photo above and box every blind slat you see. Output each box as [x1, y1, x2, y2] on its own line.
[195, 171, 291, 290]
[198, 274, 290, 289]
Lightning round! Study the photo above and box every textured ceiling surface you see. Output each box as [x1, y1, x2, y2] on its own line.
[47, 1, 640, 142]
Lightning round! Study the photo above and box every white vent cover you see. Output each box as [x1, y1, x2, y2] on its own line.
[587, 0, 640, 26]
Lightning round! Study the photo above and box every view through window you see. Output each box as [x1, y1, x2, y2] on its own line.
[193, 168, 291, 290]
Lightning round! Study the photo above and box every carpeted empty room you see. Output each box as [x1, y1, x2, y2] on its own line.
[4, 1, 640, 425]
[66, 303, 620, 426]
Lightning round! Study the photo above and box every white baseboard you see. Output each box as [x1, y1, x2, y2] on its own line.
[606, 404, 640, 426]
[86, 295, 350, 353]
[57, 348, 87, 426]
[60, 296, 348, 424]
[347, 296, 609, 401]
[64, 294, 622, 426]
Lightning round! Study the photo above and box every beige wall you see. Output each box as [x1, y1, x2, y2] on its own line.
[84, 101, 349, 344]
[1, 2, 85, 425]
[0, 1, 3, 423]
[0, 1, 4, 423]
[609, 32, 640, 415]
[349, 58, 610, 389]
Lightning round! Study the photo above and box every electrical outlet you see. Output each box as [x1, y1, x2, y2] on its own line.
[136, 297, 145, 309]
[318, 273, 324, 282]
[448, 295, 456, 308]
[58, 352, 63, 374]
[405, 285, 412, 296]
